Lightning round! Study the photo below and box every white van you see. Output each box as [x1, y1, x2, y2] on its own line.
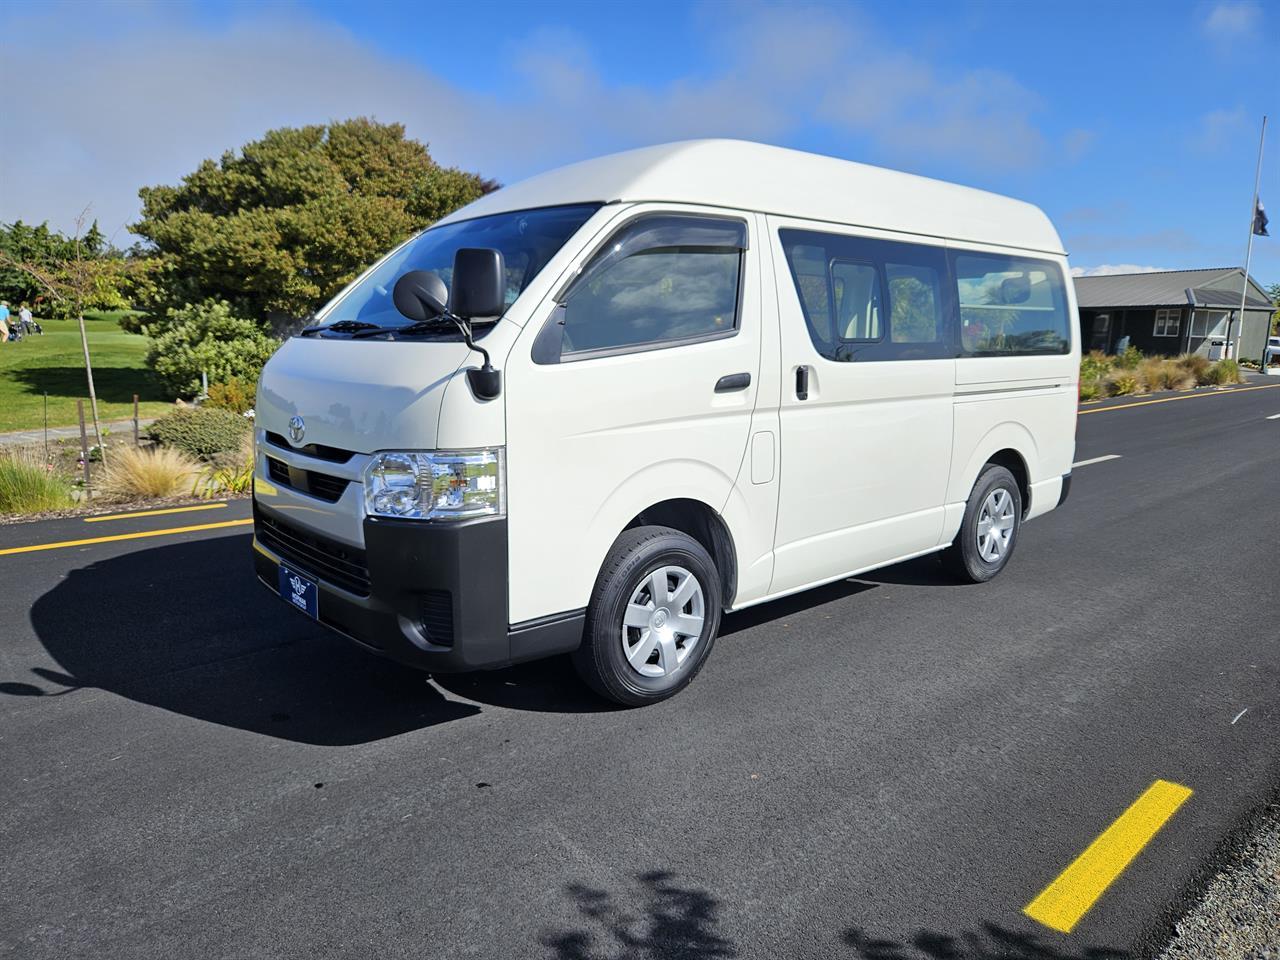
[253, 140, 1078, 705]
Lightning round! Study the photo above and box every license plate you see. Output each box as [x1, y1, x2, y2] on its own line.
[278, 564, 318, 619]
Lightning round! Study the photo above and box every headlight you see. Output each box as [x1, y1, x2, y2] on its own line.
[363, 448, 505, 521]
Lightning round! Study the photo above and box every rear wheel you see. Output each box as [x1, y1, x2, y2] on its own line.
[944, 464, 1022, 583]
[573, 525, 722, 706]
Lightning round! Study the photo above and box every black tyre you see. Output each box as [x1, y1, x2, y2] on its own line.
[944, 464, 1023, 583]
[573, 525, 722, 706]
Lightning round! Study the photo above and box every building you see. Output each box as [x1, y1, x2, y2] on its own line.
[1073, 267, 1273, 359]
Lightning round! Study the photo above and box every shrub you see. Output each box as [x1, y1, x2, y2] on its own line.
[205, 377, 256, 414]
[1079, 378, 1104, 401]
[147, 300, 278, 398]
[1134, 358, 1168, 392]
[1105, 372, 1139, 396]
[148, 406, 251, 458]
[99, 445, 200, 500]
[1176, 353, 1212, 384]
[1080, 350, 1113, 383]
[0, 449, 73, 514]
[1115, 344, 1142, 369]
[196, 434, 255, 498]
[1203, 359, 1244, 385]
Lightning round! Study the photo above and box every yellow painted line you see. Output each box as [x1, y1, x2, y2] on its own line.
[1079, 382, 1280, 415]
[0, 519, 252, 557]
[84, 503, 229, 523]
[1023, 779, 1192, 934]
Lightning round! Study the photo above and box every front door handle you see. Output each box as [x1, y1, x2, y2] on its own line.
[714, 372, 752, 393]
[795, 365, 809, 400]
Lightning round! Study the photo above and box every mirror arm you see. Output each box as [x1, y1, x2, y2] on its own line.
[444, 311, 502, 402]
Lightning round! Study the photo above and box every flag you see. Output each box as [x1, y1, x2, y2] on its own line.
[1254, 199, 1270, 237]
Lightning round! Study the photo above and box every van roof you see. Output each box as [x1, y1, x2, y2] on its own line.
[437, 139, 1065, 256]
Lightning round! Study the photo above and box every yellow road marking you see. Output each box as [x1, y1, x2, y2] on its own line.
[0, 519, 252, 556]
[84, 503, 229, 523]
[1023, 779, 1192, 934]
[1079, 382, 1280, 415]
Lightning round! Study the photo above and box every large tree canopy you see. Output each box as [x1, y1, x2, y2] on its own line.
[132, 118, 497, 325]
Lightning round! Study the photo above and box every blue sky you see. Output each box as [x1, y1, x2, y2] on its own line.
[1, 0, 1276, 284]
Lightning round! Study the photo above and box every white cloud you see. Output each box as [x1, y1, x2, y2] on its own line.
[0, 3, 1052, 238]
[1198, 106, 1248, 148]
[1070, 264, 1170, 277]
[1203, 2, 1263, 38]
[1062, 129, 1097, 162]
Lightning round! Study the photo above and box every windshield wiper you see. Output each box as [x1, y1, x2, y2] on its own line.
[299, 319, 382, 337]
[348, 317, 498, 340]
[348, 317, 456, 339]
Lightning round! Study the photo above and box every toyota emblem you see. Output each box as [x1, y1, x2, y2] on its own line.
[287, 415, 306, 444]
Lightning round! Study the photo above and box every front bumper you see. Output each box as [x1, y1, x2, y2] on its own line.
[252, 500, 582, 672]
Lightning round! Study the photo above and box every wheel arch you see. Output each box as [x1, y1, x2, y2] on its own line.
[625, 498, 738, 610]
[951, 422, 1037, 512]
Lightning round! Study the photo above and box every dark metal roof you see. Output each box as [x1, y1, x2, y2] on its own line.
[1191, 287, 1273, 309]
[1073, 267, 1271, 309]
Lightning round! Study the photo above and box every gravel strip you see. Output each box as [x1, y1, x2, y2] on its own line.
[1160, 807, 1280, 960]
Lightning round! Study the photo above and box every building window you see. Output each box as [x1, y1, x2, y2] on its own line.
[1190, 310, 1229, 339]
[1154, 309, 1181, 337]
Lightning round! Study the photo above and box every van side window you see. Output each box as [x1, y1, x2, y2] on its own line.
[556, 215, 747, 359]
[953, 253, 1070, 356]
[886, 263, 943, 344]
[831, 261, 881, 340]
[779, 229, 954, 361]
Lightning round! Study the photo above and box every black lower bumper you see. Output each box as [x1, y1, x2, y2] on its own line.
[252, 501, 582, 672]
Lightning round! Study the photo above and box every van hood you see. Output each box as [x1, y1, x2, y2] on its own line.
[256, 337, 472, 454]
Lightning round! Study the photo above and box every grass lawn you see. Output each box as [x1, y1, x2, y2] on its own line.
[0, 311, 171, 433]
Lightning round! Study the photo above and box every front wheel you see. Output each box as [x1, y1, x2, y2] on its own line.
[944, 464, 1023, 583]
[573, 525, 722, 706]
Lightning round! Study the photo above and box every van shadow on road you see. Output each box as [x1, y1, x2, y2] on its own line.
[11, 534, 479, 746]
[537, 870, 1129, 960]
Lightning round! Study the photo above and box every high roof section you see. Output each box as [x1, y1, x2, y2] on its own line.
[439, 139, 1065, 255]
[1073, 267, 1272, 309]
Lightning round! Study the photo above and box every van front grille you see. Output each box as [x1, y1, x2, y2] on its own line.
[418, 590, 454, 647]
[265, 456, 351, 504]
[264, 432, 355, 464]
[254, 505, 371, 596]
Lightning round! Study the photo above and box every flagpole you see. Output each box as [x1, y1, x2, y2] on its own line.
[1232, 114, 1266, 361]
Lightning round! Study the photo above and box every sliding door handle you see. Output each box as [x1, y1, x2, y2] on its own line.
[795, 365, 809, 400]
[714, 372, 752, 393]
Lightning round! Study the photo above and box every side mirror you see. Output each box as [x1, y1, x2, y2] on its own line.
[1000, 275, 1031, 305]
[393, 270, 449, 322]
[450, 248, 506, 319]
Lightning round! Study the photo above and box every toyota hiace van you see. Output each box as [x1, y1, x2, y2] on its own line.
[253, 140, 1079, 705]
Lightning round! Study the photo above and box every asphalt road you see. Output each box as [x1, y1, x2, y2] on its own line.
[2, 381, 1278, 960]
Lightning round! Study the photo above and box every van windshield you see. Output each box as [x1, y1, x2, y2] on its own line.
[313, 203, 600, 335]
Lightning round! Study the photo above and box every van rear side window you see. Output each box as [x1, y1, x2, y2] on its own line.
[953, 253, 1070, 356]
[779, 229, 953, 362]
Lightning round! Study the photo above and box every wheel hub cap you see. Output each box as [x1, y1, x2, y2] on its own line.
[620, 565, 705, 679]
[976, 487, 1016, 563]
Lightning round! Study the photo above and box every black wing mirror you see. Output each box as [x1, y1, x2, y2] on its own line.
[393, 270, 449, 322]
[450, 248, 505, 319]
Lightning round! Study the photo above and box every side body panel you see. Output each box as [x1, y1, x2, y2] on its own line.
[719, 212, 783, 608]
[946, 243, 1079, 532]
[766, 215, 956, 597]
[503, 203, 764, 624]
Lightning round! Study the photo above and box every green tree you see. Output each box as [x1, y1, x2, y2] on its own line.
[1268, 281, 1279, 335]
[131, 118, 497, 327]
[147, 300, 279, 398]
